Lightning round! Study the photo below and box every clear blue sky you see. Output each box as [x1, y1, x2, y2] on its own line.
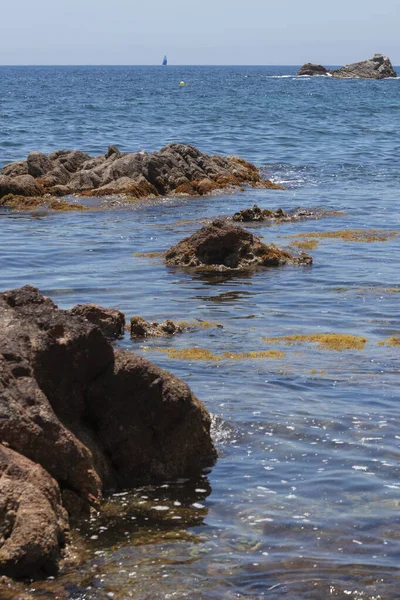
[1, 0, 399, 65]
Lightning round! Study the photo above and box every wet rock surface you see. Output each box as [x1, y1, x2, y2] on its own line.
[298, 54, 397, 79]
[0, 286, 216, 579]
[130, 316, 183, 338]
[0, 144, 281, 200]
[165, 219, 312, 270]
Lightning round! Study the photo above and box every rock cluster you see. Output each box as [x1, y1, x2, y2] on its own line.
[0, 286, 216, 579]
[130, 317, 183, 338]
[297, 54, 397, 79]
[165, 219, 312, 270]
[232, 204, 334, 223]
[0, 144, 282, 201]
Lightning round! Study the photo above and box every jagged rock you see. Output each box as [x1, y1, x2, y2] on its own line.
[27, 152, 53, 178]
[1, 144, 281, 201]
[0, 445, 68, 579]
[298, 54, 397, 79]
[233, 205, 285, 222]
[70, 303, 125, 339]
[232, 204, 333, 223]
[0, 285, 216, 578]
[1, 161, 28, 178]
[130, 316, 183, 338]
[165, 219, 312, 270]
[332, 54, 397, 79]
[0, 175, 43, 199]
[297, 63, 329, 76]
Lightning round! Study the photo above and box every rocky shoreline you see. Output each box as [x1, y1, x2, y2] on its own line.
[0, 144, 282, 209]
[297, 53, 397, 79]
[0, 286, 217, 579]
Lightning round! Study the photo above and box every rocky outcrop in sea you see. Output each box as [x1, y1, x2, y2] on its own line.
[297, 54, 397, 79]
[0, 286, 216, 579]
[0, 144, 282, 203]
[165, 219, 312, 270]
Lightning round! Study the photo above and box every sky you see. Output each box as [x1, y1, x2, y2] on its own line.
[1, 0, 399, 65]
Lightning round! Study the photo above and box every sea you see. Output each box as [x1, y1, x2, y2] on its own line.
[1, 65, 400, 599]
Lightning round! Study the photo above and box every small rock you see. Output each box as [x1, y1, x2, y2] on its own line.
[69, 303, 125, 339]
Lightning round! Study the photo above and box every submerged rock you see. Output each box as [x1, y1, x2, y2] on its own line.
[232, 204, 340, 223]
[165, 219, 312, 270]
[297, 63, 329, 76]
[130, 316, 183, 338]
[0, 144, 281, 200]
[0, 286, 216, 579]
[298, 54, 397, 79]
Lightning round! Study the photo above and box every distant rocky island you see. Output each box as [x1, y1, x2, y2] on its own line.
[297, 53, 397, 79]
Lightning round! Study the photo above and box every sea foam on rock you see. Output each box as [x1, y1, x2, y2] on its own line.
[0, 286, 216, 579]
[0, 144, 282, 201]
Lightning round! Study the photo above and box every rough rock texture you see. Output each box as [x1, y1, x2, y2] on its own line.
[298, 54, 397, 79]
[0, 446, 68, 579]
[331, 54, 397, 79]
[69, 303, 125, 339]
[130, 316, 183, 338]
[0, 144, 282, 200]
[165, 219, 312, 270]
[0, 286, 216, 578]
[232, 204, 332, 223]
[297, 63, 329, 76]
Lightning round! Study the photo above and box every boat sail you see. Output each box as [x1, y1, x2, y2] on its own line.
[162, 55, 167, 66]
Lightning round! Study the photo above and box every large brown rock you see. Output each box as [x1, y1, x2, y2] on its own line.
[1, 144, 281, 200]
[165, 219, 312, 270]
[0, 445, 68, 579]
[69, 303, 125, 339]
[0, 285, 216, 578]
[332, 54, 397, 79]
[0, 175, 43, 199]
[297, 63, 329, 76]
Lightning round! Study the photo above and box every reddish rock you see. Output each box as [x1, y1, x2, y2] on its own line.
[70, 303, 126, 339]
[0, 445, 68, 579]
[0, 175, 43, 199]
[297, 63, 329, 76]
[165, 219, 312, 270]
[0, 285, 216, 578]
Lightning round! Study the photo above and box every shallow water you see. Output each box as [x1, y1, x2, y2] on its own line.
[1, 66, 400, 599]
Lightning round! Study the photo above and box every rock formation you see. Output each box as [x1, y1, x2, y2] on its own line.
[0, 286, 216, 578]
[69, 303, 125, 339]
[331, 54, 397, 79]
[130, 317, 183, 338]
[232, 204, 338, 223]
[297, 54, 397, 79]
[297, 63, 329, 76]
[165, 219, 312, 270]
[0, 144, 282, 202]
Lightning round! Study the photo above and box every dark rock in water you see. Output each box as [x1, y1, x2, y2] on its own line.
[0, 285, 216, 578]
[0, 144, 282, 200]
[0, 175, 43, 198]
[130, 316, 183, 338]
[165, 219, 312, 270]
[331, 54, 397, 79]
[298, 54, 397, 79]
[69, 303, 126, 339]
[0, 445, 68, 579]
[297, 63, 329, 76]
[233, 204, 285, 222]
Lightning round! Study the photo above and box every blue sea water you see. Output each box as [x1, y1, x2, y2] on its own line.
[1, 65, 400, 599]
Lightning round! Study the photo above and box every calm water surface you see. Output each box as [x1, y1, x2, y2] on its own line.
[1, 66, 400, 599]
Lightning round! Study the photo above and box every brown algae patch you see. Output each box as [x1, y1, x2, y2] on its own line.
[290, 239, 319, 250]
[176, 319, 223, 329]
[377, 336, 400, 347]
[134, 251, 165, 258]
[286, 229, 398, 243]
[154, 347, 284, 361]
[262, 333, 368, 351]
